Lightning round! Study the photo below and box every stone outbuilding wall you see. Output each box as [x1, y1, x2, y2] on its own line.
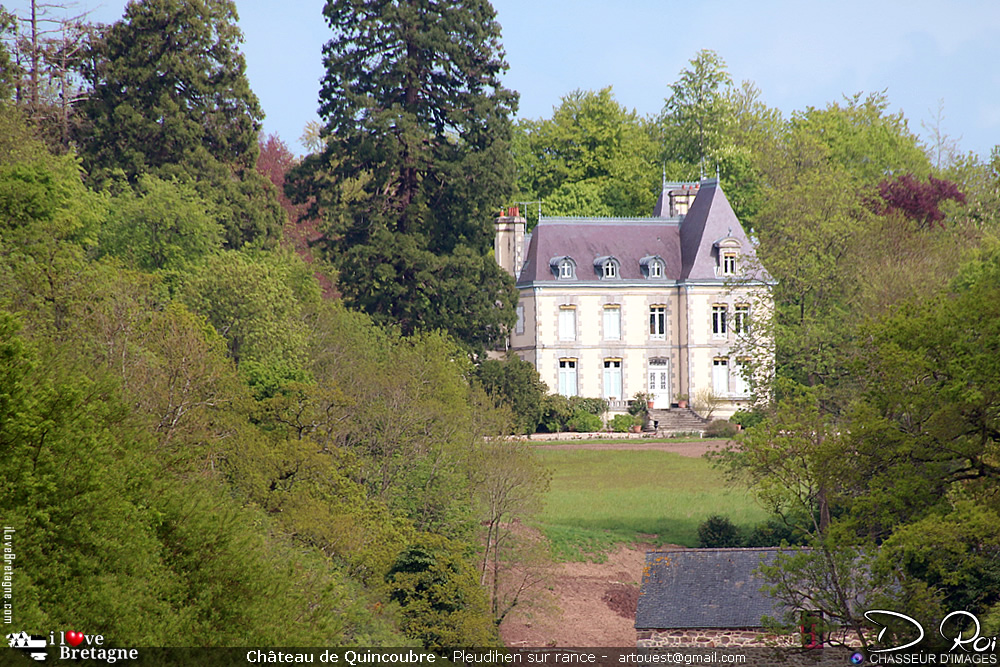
[636, 627, 798, 648]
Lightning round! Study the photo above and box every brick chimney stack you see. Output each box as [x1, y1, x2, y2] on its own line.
[494, 206, 526, 278]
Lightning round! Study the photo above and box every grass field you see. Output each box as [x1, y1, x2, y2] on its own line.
[532, 447, 768, 561]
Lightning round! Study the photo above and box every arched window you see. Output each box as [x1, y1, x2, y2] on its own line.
[603, 259, 618, 279]
[640, 255, 666, 279]
[595, 256, 620, 280]
[550, 256, 577, 280]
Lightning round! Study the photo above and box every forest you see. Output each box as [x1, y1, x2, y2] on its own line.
[2, 0, 999, 651]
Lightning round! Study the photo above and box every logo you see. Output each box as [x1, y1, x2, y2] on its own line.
[850, 653, 865, 664]
[6, 630, 47, 661]
[865, 610, 925, 653]
[866, 609, 999, 653]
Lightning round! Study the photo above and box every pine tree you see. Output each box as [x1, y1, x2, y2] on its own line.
[76, 0, 282, 248]
[291, 0, 519, 352]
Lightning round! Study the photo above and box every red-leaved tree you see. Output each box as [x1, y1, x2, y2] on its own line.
[256, 133, 334, 296]
[875, 173, 965, 229]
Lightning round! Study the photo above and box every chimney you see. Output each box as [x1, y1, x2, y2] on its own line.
[494, 207, 526, 278]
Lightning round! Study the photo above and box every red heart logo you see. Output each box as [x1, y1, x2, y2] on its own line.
[66, 631, 84, 647]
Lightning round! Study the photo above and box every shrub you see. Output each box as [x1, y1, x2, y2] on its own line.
[694, 388, 725, 420]
[731, 409, 764, 430]
[743, 518, 805, 547]
[697, 515, 742, 548]
[609, 414, 635, 432]
[475, 358, 547, 434]
[573, 396, 609, 417]
[628, 392, 650, 417]
[538, 394, 573, 432]
[704, 419, 738, 438]
[566, 409, 602, 433]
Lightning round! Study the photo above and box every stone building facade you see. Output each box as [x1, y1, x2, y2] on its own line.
[494, 179, 773, 418]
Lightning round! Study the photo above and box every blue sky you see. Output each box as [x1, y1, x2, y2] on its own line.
[16, 0, 1000, 159]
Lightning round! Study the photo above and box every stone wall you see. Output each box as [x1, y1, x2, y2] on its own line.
[636, 628, 798, 648]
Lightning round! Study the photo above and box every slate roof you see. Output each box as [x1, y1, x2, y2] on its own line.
[679, 180, 761, 281]
[635, 549, 791, 630]
[517, 178, 769, 286]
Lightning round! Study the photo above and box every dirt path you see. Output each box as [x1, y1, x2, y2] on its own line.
[499, 543, 683, 648]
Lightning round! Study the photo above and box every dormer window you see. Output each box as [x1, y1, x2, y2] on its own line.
[550, 256, 577, 280]
[713, 236, 741, 277]
[722, 252, 737, 276]
[594, 256, 620, 280]
[640, 255, 666, 279]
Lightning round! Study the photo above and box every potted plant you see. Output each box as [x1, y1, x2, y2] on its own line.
[628, 392, 650, 427]
[631, 414, 644, 433]
[676, 393, 689, 409]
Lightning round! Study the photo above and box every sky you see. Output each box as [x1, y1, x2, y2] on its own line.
[13, 0, 1000, 159]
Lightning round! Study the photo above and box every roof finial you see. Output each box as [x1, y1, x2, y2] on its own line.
[716, 163, 720, 180]
[699, 157, 705, 181]
[662, 164, 666, 189]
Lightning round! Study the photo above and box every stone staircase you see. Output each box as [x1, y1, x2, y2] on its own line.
[646, 407, 710, 435]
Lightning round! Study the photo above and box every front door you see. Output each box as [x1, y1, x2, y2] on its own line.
[648, 358, 670, 407]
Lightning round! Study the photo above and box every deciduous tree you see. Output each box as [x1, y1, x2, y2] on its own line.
[513, 87, 660, 219]
[660, 49, 734, 167]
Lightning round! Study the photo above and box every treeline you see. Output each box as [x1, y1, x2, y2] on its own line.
[0, 0, 548, 649]
[0, 99, 551, 647]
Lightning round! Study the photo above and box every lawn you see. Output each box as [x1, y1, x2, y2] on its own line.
[532, 447, 768, 561]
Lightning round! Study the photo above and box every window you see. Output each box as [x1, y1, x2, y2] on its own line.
[602, 259, 618, 279]
[734, 359, 750, 396]
[733, 305, 749, 335]
[722, 251, 738, 275]
[558, 306, 576, 341]
[558, 359, 578, 397]
[713, 358, 729, 396]
[603, 305, 621, 341]
[515, 305, 525, 335]
[558, 258, 575, 279]
[712, 305, 727, 337]
[649, 306, 666, 339]
[603, 359, 622, 400]
[641, 255, 666, 279]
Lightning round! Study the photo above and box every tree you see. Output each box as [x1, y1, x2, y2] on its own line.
[100, 174, 223, 271]
[469, 435, 550, 626]
[789, 91, 929, 186]
[0, 7, 20, 102]
[385, 533, 501, 649]
[874, 172, 965, 229]
[660, 49, 734, 167]
[289, 0, 518, 352]
[475, 357, 547, 434]
[512, 87, 660, 219]
[76, 0, 282, 247]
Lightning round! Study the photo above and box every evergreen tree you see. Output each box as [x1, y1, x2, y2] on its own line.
[290, 0, 518, 352]
[76, 0, 283, 248]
